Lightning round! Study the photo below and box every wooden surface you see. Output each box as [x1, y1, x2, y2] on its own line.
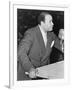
[36, 61, 64, 79]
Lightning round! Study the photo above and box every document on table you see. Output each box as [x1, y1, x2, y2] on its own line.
[36, 61, 64, 79]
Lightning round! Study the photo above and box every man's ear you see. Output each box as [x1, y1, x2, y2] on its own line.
[41, 21, 44, 26]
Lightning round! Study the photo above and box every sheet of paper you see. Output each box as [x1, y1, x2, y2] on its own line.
[36, 61, 64, 79]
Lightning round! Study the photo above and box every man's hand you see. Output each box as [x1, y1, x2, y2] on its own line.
[60, 40, 64, 53]
[28, 68, 37, 78]
[58, 29, 64, 53]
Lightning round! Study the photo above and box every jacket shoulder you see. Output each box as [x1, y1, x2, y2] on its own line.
[25, 26, 37, 35]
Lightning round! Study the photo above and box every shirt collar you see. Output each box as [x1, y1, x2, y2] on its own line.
[38, 25, 47, 35]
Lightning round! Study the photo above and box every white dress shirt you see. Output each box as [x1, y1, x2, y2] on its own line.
[39, 25, 47, 47]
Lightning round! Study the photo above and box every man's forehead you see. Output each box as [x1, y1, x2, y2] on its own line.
[45, 14, 52, 20]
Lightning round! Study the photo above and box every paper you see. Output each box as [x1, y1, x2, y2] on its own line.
[36, 61, 64, 79]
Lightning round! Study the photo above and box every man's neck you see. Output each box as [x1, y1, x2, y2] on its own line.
[38, 24, 47, 34]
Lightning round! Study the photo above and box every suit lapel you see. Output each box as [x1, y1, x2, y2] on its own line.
[46, 32, 52, 49]
[35, 26, 46, 57]
[41, 32, 53, 62]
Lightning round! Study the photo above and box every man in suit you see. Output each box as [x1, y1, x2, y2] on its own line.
[17, 12, 63, 80]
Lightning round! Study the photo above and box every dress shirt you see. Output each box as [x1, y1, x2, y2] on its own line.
[39, 25, 47, 47]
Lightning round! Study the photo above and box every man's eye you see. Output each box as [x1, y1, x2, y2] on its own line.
[50, 20, 52, 23]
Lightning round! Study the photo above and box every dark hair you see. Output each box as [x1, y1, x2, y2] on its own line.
[38, 12, 51, 25]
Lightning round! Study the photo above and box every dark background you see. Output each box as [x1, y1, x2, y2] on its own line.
[17, 9, 64, 63]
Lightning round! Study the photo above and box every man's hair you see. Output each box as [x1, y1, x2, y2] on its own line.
[38, 12, 51, 25]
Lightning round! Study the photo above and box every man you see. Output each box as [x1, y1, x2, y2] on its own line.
[17, 12, 62, 80]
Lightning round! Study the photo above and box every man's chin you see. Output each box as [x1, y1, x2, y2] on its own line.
[47, 28, 53, 32]
[49, 29, 53, 31]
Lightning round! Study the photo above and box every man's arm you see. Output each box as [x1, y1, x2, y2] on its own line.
[18, 30, 34, 72]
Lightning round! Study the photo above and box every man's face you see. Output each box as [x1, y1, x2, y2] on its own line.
[42, 15, 54, 32]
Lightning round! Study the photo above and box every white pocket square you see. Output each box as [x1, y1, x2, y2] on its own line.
[51, 40, 55, 48]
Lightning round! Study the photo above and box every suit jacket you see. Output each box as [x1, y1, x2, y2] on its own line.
[17, 25, 61, 80]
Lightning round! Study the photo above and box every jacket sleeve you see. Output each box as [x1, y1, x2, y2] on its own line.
[18, 30, 34, 72]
